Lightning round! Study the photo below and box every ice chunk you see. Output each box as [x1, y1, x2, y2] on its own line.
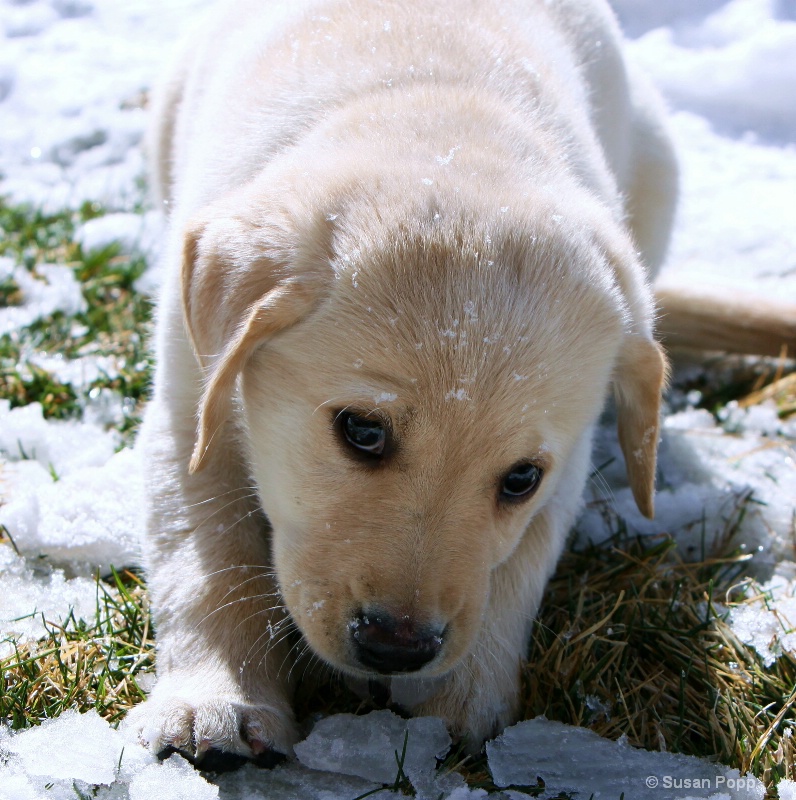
[295, 710, 450, 789]
[130, 754, 219, 800]
[5, 710, 125, 785]
[487, 718, 764, 799]
[216, 760, 390, 800]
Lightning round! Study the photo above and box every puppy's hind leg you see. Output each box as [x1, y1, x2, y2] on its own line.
[144, 36, 192, 211]
[621, 69, 679, 280]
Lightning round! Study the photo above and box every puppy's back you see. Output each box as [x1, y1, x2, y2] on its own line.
[152, 0, 640, 219]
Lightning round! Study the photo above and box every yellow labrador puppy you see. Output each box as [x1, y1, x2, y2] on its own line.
[130, 0, 676, 764]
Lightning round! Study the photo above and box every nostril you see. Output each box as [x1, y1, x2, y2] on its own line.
[350, 610, 444, 674]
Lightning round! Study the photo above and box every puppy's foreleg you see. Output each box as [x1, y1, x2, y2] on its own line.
[127, 406, 299, 765]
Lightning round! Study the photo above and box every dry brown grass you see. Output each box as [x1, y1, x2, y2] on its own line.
[740, 370, 796, 418]
[523, 536, 796, 794]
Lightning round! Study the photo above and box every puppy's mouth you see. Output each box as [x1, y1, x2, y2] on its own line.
[347, 610, 447, 675]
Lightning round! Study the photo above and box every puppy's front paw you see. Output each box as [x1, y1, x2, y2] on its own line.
[126, 679, 298, 770]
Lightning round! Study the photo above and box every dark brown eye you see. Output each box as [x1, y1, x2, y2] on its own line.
[340, 412, 387, 457]
[500, 462, 543, 501]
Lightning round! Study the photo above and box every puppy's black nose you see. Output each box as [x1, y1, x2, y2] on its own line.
[350, 611, 444, 674]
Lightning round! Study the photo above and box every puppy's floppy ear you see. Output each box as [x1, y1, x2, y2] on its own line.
[181, 213, 323, 473]
[595, 219, 669, 519]
[613, 334, 668, 518]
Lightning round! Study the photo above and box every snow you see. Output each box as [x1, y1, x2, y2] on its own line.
[779, 779, 796, 800]
[74, 209, 167, 293]
[0, 0, 795, 796]
[0, 543, 99, 658]
[0, 710, 770, 799]
[0, 400, 120, 475]
[658, 114, 796, 299]
[6, 709, 132, 785]
[25, 352, 122, 388]
[0, 445, 144, 572]
[373, 391, 398, 404]
[0, 258, 87, 336]
[0, 403, 143, 572]
[730, 576, 796, 666]
[129, 756, 219, 800]
[0, 710, 218, 800]
[0, 0, 210, 212]
[579, 405, 796, 569]
[625, 2, 796, 142]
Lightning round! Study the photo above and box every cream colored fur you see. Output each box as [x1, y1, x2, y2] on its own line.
[129, 0, 681, 760]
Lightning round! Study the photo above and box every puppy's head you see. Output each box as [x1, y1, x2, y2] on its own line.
[182, 173, 666, 679]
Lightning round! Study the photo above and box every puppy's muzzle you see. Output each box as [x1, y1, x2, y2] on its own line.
[349, 609, 445, 674]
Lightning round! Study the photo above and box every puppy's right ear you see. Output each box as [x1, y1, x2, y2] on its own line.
[181, 214, 323, 473]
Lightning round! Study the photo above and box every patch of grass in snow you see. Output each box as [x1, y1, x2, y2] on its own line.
[676, 351, 796, 420]
[520, 534, 795, 795]
[740, 368, 796, 419]
[2, 357, 82, 420]
[0, 567, 154, 729]
[0, 196, 153, 440]
[0, 274, 22, 307]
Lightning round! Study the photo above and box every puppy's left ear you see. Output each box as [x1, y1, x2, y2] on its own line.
[594, 216, 669, 519]
[613, 334, 668, 518]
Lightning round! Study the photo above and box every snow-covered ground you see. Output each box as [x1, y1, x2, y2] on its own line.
[0, 0, 795, 797]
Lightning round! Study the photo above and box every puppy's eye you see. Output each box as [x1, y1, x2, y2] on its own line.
[500, 462, 543, 501]
[340, 412, 387, 457]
